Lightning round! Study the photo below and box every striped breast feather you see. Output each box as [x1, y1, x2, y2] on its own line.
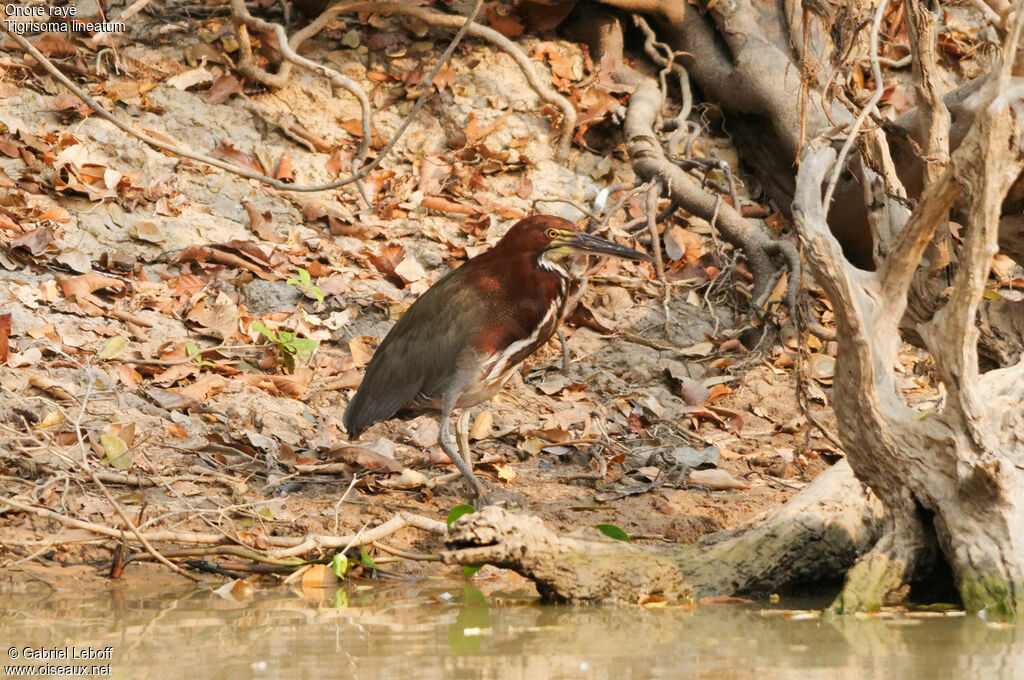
[343, 270, 486, 438]
[478, 294, 564, 386]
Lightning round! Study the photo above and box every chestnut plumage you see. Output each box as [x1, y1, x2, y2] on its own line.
[343, 215, 651, 502]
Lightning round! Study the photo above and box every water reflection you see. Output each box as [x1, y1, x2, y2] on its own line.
[1, 579, 1022, 680]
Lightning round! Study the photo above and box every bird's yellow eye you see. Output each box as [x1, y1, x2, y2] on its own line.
[546, 229, 558, 239]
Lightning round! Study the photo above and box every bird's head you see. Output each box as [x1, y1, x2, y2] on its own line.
[497, 215, 653, 264]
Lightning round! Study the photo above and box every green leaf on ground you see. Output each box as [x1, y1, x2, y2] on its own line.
[359, 545, 378, 570]
[99, 432, 132, 469]
[447, 504, 475, 527]
[595, 523, 631, 542]
[330, 553, 349, 579]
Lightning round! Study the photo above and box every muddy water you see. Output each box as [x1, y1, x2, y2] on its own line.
[1, 580, 1022, 680]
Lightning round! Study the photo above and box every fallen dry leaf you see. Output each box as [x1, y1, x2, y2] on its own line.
[235, 373, 309, 399]
[487, 7, 524, 37]
[243, 202, 283, 243]
[420, 195, 478, 215]
[203, 74, 243, 105]
[381, 468, 429, 489]
[276, 150, 294, 182]
[531, 42, 579, 83]
[326, 445, 404, 473]
[113, 363, 141, 388]
[394, 255, 426, 283]
[349, 335, 377, 367]
[482, 460, 517, 483]
[212, 141, 263, 174]
[301, 564, 338, 589]
[167, 65, 214, 90]
[130, 220, 163, 243]
[469, 410, 493, 441]
[432, 62, 456, 92]
[11, 226, 55, 256]
[464, 109, 513, 143]
[27, 323, 55, 340]
[58, 273, 125, 307]
[145, 387, 207, 412]
[0, 313, 10, 364]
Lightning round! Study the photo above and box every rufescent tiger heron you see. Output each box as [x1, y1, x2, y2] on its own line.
[343, 215, 652, 503]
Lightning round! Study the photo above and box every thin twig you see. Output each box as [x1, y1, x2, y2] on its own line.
[8, 526, 67, 567]
[302, 2, 576, 160]
[230, 0, 372, 200]
[68, 363, 195, 579]
[645, 182, 671, 328]
[596, 181, 652, 235]
[0, 495, 446, 556]
[634, 15, 692, 133]
[533, 197, 601, 222]
[3, 0, 487, 194]
[125, 545, 304, 567]
[372, 541, 441, 561]
[822, 0, 891, 209]
[118, 342, 265, 367]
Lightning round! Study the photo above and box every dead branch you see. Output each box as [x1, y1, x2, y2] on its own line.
[65, 373, 194, 579]
[633, 15, 692, 133]
[231, 0, 371, 187]
[904, 1, 952, 185]
[289, 1, 576, 159]
[443, 505, 692, 602]
[2, 31, 318, 193]
[0, 494, 446, 559]
[566, 8, 802, 314]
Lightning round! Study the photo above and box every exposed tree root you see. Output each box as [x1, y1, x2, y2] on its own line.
[443, 460, 882, 601]
[564, 6, 802, 312]
[443, 506, 692, 602]
[675, 460, 883, 597]
[830, 526, 920, 612]
[234, 1, 576, 161]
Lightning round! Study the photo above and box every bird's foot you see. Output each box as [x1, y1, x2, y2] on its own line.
[470, 485, 494, 509]
[426, 470, 493, 507]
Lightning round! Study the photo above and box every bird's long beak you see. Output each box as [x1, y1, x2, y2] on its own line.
[564, 230, 653, 262]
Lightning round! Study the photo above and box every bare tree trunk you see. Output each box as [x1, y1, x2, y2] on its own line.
[791, 14, 1024, 618]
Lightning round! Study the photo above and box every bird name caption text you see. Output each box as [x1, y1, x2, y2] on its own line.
[5, 646, 113, 677]
[3, 3, 125, 34]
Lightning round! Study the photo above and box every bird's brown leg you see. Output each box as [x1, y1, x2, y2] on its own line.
[438, 409, 488, 505]
[557, 329, 571, 371]
[456, 409, 472, 468]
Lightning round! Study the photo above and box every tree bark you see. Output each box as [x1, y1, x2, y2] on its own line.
[443, 460, 883, 601]
[792, 50, 1024, 619]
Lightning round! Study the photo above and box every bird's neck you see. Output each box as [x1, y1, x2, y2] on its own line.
[535, 250, 570, 281]
[532, 251, 572, 328]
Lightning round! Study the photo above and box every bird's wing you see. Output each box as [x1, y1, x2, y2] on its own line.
[343, 270, 486, 437]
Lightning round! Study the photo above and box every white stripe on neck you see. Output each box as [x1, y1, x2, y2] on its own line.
[537, 250, 568, 277]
